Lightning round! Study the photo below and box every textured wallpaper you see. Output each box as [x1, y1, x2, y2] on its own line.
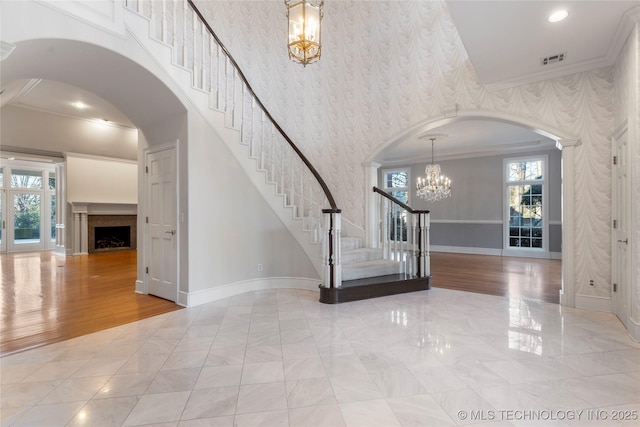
[195, 0, 616, 298]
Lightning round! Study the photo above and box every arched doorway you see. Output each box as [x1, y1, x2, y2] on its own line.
[365, 110, 580, 307]
[1, 38, 188, 302]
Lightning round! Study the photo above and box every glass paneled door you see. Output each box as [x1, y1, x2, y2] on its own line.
[12, 192, 42, 250]
[0, 164, 56, 252]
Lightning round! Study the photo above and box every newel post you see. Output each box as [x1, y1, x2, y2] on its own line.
[415, 210, 430, 278]
[322, 209, 342, 288]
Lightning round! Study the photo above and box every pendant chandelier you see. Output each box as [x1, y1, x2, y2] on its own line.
[416, 137, 451, 202]
[285, 0, 324, 66]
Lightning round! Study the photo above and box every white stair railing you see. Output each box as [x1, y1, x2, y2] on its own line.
[374, 187, 430, 278]
[125, 0, 341, 287]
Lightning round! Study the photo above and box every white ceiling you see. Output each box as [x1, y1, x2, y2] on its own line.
[1, 78, 135, 129]
[446, 0, 639, 90]
[1, 1, 637, 163]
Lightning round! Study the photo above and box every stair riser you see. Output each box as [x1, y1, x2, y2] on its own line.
[342, 250, 384, 264]
[342, 263, 402, 281]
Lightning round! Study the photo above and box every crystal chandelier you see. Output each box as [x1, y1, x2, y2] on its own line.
[416, 137, 451, 202]
[285, 0, 323, 66]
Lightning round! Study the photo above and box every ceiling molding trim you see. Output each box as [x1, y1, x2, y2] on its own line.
[606, 6, 640, 65]
[382, 142, 558, 166]
[0, 41, 16, 60]
[483, 57, 612, 92]
[0, 146, 64, 162]
[8, 102, 138, 131]
[12, 78, 42, 103]
[485, 5, 640, 93]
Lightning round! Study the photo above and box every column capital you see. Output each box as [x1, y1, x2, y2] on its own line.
[361, 161, 382, 169]
[556, 138, 581, 149]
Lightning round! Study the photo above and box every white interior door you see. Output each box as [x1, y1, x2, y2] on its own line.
[612, 127, 630, 328]
[146, 147, 178, 302]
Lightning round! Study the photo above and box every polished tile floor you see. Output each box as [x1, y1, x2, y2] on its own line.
[1, 288, 639, 426]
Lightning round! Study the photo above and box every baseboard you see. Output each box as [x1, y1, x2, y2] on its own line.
[627, 316, 640, 342]
[575, 294, 611, 312]
[502, 249, 562, 259]
[431, 245, 502, 256]
[135, 280, 145, 294]
[184, 277, 321, 307]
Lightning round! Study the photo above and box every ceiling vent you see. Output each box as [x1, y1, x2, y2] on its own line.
[540, 52, 567, 66]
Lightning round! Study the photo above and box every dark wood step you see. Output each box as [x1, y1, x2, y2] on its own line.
[319, 274, 430, 304]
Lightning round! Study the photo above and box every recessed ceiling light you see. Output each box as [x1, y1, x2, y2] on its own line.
[548, 9, 568, 23]
[72, 101, 88, 109]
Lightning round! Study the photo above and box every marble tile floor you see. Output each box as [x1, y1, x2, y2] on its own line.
[1, 287, 639, 427]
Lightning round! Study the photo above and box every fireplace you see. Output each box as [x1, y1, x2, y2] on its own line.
[88, 215, 137, 253]
[95, 226, 131, 250]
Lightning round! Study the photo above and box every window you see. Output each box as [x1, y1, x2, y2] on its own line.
[382, 169, 409, 241]
[383, 169, 409, 204]
[49, 172, 56, 190]
[505, 157, 546, 250]
[11, 169, 43, 189]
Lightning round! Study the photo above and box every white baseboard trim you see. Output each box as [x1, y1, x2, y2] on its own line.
[502, 249, 562, 259]
[627, 316, 640, 342]
[575, 294, 611, 312]
[184, 277, 321, 307]
[431, 245, 502, 256]
[135, 280, 145, 294]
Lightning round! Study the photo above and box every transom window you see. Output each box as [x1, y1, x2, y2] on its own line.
[505, 157, 546, 250]
[11, 169, 43, 189]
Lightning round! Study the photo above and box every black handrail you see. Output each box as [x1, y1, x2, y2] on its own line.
[373, 187, 429, 214]
[187, 0, 337, 210]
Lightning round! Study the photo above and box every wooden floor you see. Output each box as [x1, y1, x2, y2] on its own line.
[0, 250, 561, 357]
[0, 251, 182, 357]
[430, 252, 562, 304]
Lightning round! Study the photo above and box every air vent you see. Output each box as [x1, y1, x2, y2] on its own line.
[541, 52, 567, 66]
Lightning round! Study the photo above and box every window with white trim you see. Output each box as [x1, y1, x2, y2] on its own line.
[505, 156, 547, 250]
[382, 169, 409, 241]
[382, 169, 409, 204]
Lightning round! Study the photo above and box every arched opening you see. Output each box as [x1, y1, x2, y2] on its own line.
[1, 38, 188, 353]
[366, 110, 580, 306]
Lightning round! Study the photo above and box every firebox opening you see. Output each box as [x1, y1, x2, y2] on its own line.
[95, 226, 131, 250]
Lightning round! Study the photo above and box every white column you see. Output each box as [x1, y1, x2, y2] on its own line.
[71, 203, 89, 255]
[362, 161, 381, 248]
[54, 163, 66, 255]
[557, 138, 580, 307]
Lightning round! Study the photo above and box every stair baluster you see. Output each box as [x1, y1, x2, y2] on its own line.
[124, 0, 340, 288]
[374, 187, 430, 279]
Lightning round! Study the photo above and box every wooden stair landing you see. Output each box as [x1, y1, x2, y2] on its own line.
[319, 274, 430, 304]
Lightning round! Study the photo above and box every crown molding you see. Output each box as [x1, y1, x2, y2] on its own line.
[484, 5, 640, 92]
[0, 41, 16, 60]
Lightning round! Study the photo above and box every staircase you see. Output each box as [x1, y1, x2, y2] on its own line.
[124, 0, 430, 303]
[341, 237, 402, 281]
[320, 191, 432, 304]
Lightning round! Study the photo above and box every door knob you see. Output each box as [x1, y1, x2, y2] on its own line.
[165, 230, 175, 235]
[618, 238, 628, 244]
